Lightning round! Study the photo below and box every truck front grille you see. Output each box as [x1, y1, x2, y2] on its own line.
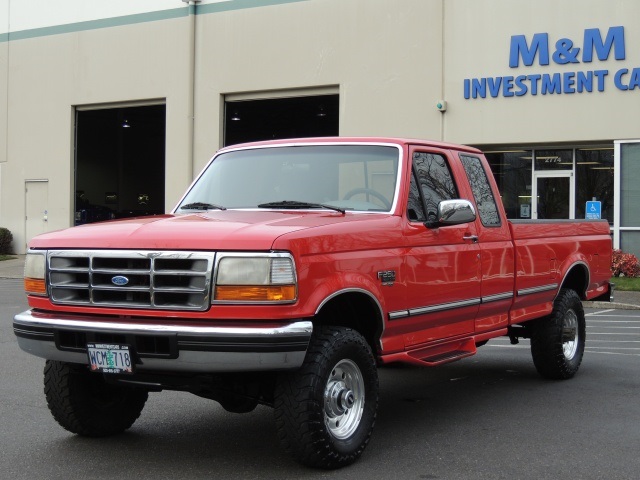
[47, 250, 215, 311]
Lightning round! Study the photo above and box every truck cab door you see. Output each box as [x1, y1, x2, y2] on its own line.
[399, 148, 481, 347]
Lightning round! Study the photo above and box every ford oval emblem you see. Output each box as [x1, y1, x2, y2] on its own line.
[111, 275, 129, 286]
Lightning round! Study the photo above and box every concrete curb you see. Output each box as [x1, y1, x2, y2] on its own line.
[582, 301, 640, 311]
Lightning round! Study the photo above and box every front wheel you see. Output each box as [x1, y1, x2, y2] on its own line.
[530, 289, 586, 379]
[44, 360, 148, 436]
[274, 326, 379, 469]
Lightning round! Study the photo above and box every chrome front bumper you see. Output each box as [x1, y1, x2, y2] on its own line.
[13, 310, 313, 373]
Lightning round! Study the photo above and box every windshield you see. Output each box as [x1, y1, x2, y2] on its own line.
[176, 144, 401, 213]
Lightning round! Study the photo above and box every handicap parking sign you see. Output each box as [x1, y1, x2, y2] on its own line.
[586, 201, 601, 220]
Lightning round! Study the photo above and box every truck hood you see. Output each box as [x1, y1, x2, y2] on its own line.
[29, 210, 384, 251]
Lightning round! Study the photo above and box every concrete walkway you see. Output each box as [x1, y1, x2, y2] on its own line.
[1, 254, 639, 309]
[0, 255, 25, 280]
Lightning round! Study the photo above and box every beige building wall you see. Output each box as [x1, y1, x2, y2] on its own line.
[1, 16, 194, 252]
[1, 1, 8, 166]
[0, 40, 6, 166]
[192, 0, 445, 172]
[444, 0, 640, 145]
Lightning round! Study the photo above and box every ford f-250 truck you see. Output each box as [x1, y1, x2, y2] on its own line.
[14, 137, 612, 468]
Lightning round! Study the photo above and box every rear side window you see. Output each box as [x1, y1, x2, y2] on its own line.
[407, 152, 458, 222]
[460, 154, 501, 227]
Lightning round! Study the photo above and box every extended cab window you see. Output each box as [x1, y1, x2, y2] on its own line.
[460, 154, 501, 226]
[407, 152, 458, 222]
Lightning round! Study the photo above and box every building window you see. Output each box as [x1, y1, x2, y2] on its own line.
[485, 146, 613, 223]
[617, 142, 640, 255]
[534, 149, 573, 171]
[576, 148, 614, 223]
[485, 150, 532, 219]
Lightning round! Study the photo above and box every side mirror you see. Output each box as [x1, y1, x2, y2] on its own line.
[426, 199, 476, 228]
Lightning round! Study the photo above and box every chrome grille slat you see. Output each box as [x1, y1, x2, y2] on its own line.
[47, 250, 215, 311]
[91, 269, 152, 274]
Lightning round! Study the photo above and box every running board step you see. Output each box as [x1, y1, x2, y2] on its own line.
[408, 338, 477, 366]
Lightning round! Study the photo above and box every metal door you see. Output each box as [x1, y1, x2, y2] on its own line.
[25, 180, 49, 248]
[532, 172, 574, 220]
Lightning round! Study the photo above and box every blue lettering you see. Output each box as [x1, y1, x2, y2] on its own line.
[576, 71, 593, 92]
[509, 33, 550, 67]
[487, 77, 502, 97]
[553, 39, 580, 64]
[583, 26, 625, 62]
[464, 79, 470, 99]
[594, 70, 608, 91]
[629, 68, 640, 90]
[527, 74, 541, 95]
[514, 75, 528, 96]
[563, 72, 576, 93]
[541, 73, 561, 94]
[615, 68, 628, 90]
[472, 78, 486, 98]
[502, 76, 515, 97]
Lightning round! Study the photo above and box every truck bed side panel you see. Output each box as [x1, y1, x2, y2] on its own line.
[509, 220, 611, 324]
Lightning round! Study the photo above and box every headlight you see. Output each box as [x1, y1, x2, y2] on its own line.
[24, 252, 47, 296]
[214, 254, 297, 303]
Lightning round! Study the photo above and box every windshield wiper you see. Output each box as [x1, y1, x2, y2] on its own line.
[180, 202, 227, 211]
[258, 200, 345, 214]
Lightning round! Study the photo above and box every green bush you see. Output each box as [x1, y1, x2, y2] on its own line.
[0, 227, 13, 254]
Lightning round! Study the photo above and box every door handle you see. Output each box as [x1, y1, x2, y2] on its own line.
[463, 235, 479, 243]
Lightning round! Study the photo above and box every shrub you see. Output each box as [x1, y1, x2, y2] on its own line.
[0, 227, 13, 254]
[611, 249, 640, 278]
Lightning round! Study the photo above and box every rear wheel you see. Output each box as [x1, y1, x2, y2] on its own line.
[44, 360, 148, 436]
[530, 289, 586, 379]
[274, 326, 378, 469]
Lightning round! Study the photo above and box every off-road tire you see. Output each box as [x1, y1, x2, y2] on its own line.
[274, 326, 379, 469]
[530, 288, 586, 379]
[44, 360, 148, 436]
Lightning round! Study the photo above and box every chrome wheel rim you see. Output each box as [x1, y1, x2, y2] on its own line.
[324, 359, 365, 440]
[562, 309, 579, 360]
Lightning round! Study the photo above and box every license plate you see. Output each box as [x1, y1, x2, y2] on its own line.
[87, 343, 134, 374]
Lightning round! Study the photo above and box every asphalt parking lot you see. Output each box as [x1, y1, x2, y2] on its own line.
[1, 278, 639, 480]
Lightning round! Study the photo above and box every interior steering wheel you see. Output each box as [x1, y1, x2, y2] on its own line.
[342, 188, 392, 210]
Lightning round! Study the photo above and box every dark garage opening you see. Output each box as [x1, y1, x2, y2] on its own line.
[75, 105, 166, 225]
[224, 94, 339, 146]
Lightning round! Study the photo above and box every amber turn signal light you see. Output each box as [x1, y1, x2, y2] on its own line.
[214, 285, 296, 302]
[24, 277, 47, 296]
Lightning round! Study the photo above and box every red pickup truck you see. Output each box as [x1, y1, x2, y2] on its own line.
[14, 137, 612, 468]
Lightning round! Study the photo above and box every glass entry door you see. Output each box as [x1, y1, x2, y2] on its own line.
[533, 173, 574, 220]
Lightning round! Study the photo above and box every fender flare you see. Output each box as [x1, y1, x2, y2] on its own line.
[556, 259, 590, 299]
[305, 273, 387, 349]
